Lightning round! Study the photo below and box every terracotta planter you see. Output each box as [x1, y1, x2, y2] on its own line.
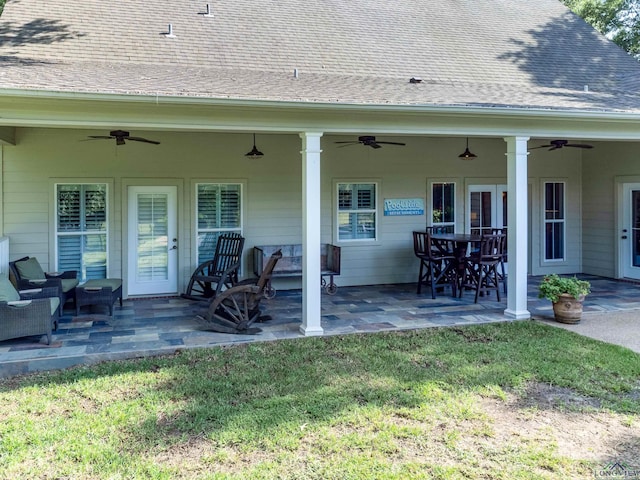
[552, 294, 585, 324]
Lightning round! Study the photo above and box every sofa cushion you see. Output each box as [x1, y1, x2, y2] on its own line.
[0, 277, 20, 302]
[15, 257, 46, 280]
[49, 297, 60, 316]
[61, 278, 80, 293]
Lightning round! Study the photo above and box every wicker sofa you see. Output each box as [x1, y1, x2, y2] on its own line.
[9, 256, 79, 316]
[0, 277, 60, 345]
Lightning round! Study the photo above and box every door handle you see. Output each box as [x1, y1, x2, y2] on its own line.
[621, 236, 628, 239]
[170, 245, 177, 250]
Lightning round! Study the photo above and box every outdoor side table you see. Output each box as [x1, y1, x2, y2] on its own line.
[75, 279, 123, 316]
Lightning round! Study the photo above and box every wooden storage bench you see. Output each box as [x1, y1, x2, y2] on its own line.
[253, 244, 341, 298]
[75, 278, 123, 316]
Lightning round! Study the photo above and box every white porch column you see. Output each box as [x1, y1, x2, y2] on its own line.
[504, 136, 531, 319]
[299, 132, 324, 336]
[0, 146, 4, 238]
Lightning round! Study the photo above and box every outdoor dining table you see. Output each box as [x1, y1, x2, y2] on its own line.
[430, 233, 482, 276]
[430, 233, 482, 250]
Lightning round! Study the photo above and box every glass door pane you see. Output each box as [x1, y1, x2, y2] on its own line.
[469, 190, 493, 236]
[633, 191, 640, 267]
[136, 193, 169, 282]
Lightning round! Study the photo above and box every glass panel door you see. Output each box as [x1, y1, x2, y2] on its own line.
[467, 185, 507, 235]
[622, 183, 640, 280]
[128, 186, 178, 295]
[467, 185, 508, 270]
[633, 191, 640, 267]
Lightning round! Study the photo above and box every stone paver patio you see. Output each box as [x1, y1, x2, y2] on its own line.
[1, 275, 639, 378]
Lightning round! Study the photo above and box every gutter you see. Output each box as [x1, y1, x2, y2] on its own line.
[0, 87, 639, 122]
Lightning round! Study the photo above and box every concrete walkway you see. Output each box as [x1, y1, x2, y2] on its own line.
[538, 308, 640, 353]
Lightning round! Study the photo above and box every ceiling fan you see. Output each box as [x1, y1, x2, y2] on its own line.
[335, 135, 406, 149]
[87, 130, 160, 146]
[531, 139, 593, 151]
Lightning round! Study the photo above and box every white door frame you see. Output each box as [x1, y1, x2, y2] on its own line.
[466, 184, 508, 234]
[619, 182, 640, 280]
[126, 184, 179, 296]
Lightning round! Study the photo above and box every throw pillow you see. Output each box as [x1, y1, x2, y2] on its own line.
[0, 277, 20, 302]
[15, 257, 46, 280]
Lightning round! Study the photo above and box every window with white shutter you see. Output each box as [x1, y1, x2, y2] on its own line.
[544, 181, 565, 261]
[196, 184, 242, 263]
[56, 184, 108, 281]
[337, 182, 377, 241]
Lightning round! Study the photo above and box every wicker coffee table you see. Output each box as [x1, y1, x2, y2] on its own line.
[75, 278, 122, 316]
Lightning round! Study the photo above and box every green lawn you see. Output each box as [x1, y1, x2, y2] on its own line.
[1, 321, 638, 479]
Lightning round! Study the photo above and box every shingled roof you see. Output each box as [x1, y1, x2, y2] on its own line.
[1, 0, 640, 112]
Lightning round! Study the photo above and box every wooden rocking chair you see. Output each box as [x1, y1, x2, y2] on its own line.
[196, 249, 282, 334]
[181, 232, 245, 301]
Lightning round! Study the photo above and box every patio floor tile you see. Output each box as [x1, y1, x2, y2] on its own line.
[1, 275, 638, 378]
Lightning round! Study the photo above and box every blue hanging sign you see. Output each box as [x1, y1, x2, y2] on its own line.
[384, 198, 424, 216]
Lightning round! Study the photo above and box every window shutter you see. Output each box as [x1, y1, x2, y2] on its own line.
[357, 187, 373, 209]
[58, 235, 82, 273]
[137, 194, 168, 281]
[198, 186, 219, 230]
[220, 186, 240, 228]
[58, 186, 81, 231]
[84, 185, 107, 231]
[338, 185, 352, 210]
[196, 184, 242, 264]
[197, 232, 221, 264]
[84, 234, 107, 280]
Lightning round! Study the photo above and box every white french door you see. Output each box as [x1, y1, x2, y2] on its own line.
[127, 186, 178, 295]
[466, 184, 508, 235]
[621, 183, 640, 280]
[467, 184, 508, 272]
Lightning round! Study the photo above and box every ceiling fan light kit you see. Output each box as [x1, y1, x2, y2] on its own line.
[334, 135, 406, 149]
[245, 133, 264, 159]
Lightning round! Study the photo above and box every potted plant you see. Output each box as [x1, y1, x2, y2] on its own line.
[538, 274, 591, 324]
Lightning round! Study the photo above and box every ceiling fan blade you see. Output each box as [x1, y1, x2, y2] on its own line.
[335, 136, 405, 148]
[565, 143, 593, 149]
[127, 137, 161, 145]
[529, 144, 552, 150]
[87, 135, 115, 140]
